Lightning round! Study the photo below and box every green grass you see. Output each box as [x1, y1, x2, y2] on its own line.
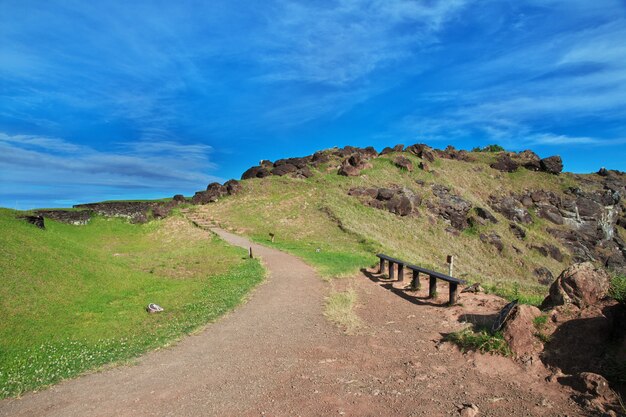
[324, 289, 361, 334]
[0, 209, 264, 398]
[444, 328, 511, 356]
[609, 275, 626, 305]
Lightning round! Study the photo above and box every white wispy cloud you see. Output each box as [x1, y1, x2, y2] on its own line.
[0, 133, 221, 208]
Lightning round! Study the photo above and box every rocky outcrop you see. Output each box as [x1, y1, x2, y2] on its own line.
[515, 150, 541, 171]
[428, 185, 472, 230]
[241, 166, 271, 180]
[531, 244, 564, 262]
[543, 262, 611, 308]
[405, 143, 435, 162]
[489, 195, 533, 224]
[539, 156, 563, 174]
[224, 179, 242, 195]
[475, 207, 498, 224]
[338, 153, 373, 176]
[480, 232, 503, 252]
[393, 156, 413, 171]
[35, 210, 92, 225]
[503, 304, 543, 357]
[348, 186, 420, 216]
[73, 201, 161, 223]
[21, 215, 45, 229]
[490, 154, 519, 172]
[509, 223, 526, 240]
[435, 145, 473, 162]
[534, 267, 554, 285]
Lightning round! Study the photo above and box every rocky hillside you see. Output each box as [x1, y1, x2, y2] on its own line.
[184, 143, 625, 299]
[34, 142, 625, 299]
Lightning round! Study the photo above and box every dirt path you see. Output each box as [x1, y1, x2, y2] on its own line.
[1, 229, 586, 416]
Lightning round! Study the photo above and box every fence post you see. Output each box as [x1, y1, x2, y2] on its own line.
[388, 261, 395, 280]
[249, 247, 253, 259]
[379, 257, 385, 274]
[397, 263, 404, 283]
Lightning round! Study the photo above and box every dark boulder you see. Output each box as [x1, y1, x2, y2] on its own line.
[224, 179, 242, 195]
[543, 262, 611, 308]
[537, 205, 564, 225]
[387, 195, 413, 216]
[540, 156, 563, 174]
[480, 232, 504, 252]
[380, 147, 394, 155]
[274, 157, 310, 169]
[533, 244, 564, 262]
[489, 195, 533, 224]
[377, 188, 395, 201]
[173, 194, 186, 203]
[490, 154, 519, 172]
[405, 143, 435, 162]
[272, 163, 298, 176]
[392, 144, 404, 152]
[430, 184, 472, 230]
[22, 215, 45, 229]
[311, 151, 330, 165]
[534, 267, 554, 285]
[475, 207, 498, 223]
[394, 156, 413, 171]
[241, 166, 271, 180]
[509, 222, 526, 240]
[295, 166, 314, 179]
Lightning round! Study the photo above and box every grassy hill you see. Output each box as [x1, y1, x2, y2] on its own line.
[0, 209, 263, 397]
[188, 147, 625, 304]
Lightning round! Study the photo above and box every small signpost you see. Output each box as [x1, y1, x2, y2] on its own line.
[446, 255, 454, 277]
[249, 247, 253, 259]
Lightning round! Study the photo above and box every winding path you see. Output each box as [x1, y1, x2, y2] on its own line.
[0, 229, 330, 417]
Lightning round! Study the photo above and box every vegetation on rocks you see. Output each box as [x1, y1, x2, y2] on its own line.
[445, 328, 511, 356]
[609, 275, 626, 304]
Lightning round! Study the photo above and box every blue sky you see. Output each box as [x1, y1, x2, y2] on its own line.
[1, 0, 625, 209]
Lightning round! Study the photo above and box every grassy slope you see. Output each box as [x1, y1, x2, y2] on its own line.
[0, 209, 263, 397]
[193, 151, 588, 303]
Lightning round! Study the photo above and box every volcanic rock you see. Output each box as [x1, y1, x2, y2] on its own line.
[491, 154, 519, 172]
[394, 156, 413, 171]
[430, 185, 472, 230]
[22, 215, 45, 229]
[224, 179, 242, 195]
[534, 267, 554, 285]
[489, 195, 533, 224]
[475, 207, 497, 223]
[480, 232, 504, 252]
[509, 223, 527, 240]
[540, 156, 563, 174]
[241, 166, 271, 180]
[544, 262, 611, 308]
[537, 205, 564, 225]
[272, 163, 298, 176]
[502, 304, 543, 357]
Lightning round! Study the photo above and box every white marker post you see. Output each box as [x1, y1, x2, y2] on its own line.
[447, 255, 454, 277]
